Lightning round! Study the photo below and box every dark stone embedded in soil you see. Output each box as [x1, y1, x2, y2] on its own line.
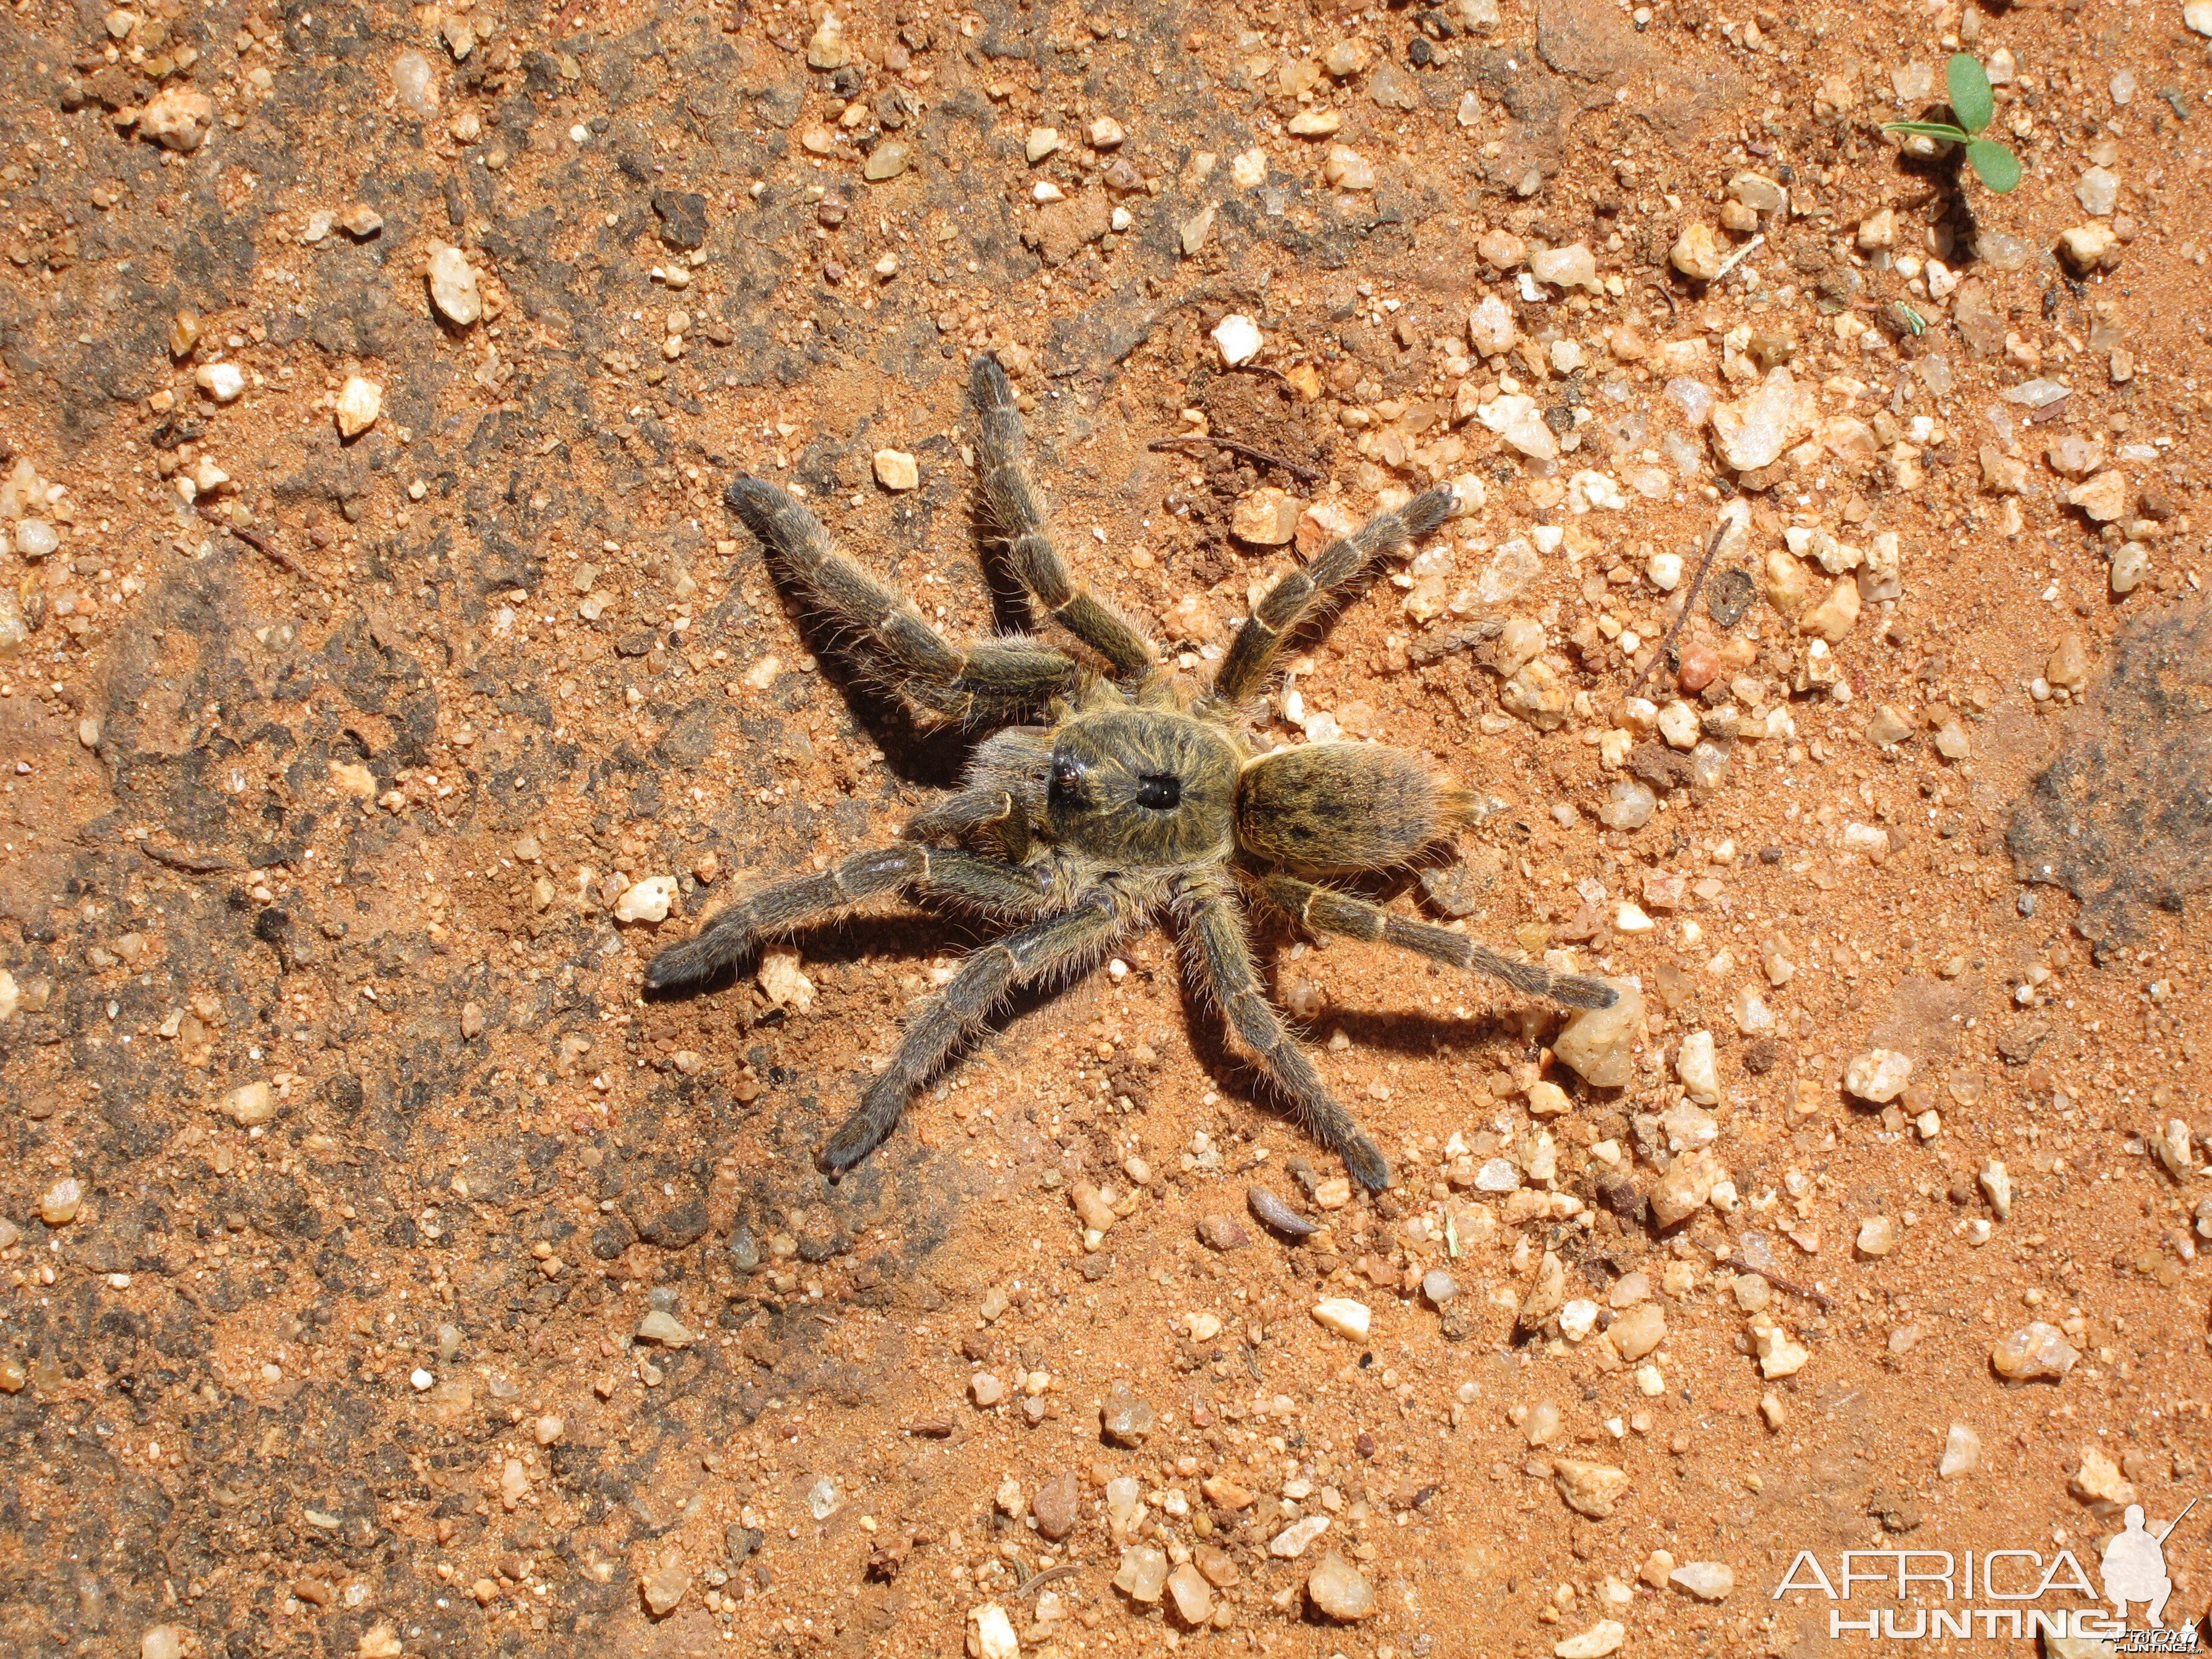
[2009, 601, 2212, 948]
[652, 189, 709, 250]
[1707, 566, 1757, 629]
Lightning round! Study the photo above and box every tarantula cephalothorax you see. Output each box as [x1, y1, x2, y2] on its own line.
[646, 356, 1616, 1191]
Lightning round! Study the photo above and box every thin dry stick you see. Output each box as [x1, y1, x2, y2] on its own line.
[1147, 434, 1322, 483]
[1015, 1564, 1078, 1598]
[1718, 1255, 1834, 1312]
[1627, 517, 1732, 699]
[229, 523, 307, 577]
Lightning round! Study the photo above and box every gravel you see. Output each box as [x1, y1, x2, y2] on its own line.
[1310, 1297, 1372, 1340]
[1553, 1618, 1627, 1657]
[1669, 1560, 1735, 1601]
[1844, 1049, 1914, 1104]
[1113, 1544, 1168, 1602]
[1552, 1458, 1629, 1518]
[1167, 1561, 1213, 1625]
[1305, 1551, 1375, 1621]
[1099, 1384, 1156, 1445]
[1991, 1322, 2080, 1383]
[1552, 981, 1642, 1085]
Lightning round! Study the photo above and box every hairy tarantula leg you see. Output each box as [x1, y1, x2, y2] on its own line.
[1178, 880, 1392, 1193]
[643, 843, 1054, 991]
[1260, 875, 1620, 1012]
[903, 787, 1033, 862]
[725, 474, 1079, 722]
[1205, 483, 1456, 711]
[819, 888, 1125, 1177]
[970, 357, 1158, 682]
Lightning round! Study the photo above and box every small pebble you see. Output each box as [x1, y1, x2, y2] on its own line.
[426, 243, 483, 326]
[1323, 146, 1376, 190]
[1752, 1319, 1809, 1379]
[1607, 1302, 1666, 1362]
[1939, 1423, 1982, 1478]
[614, 876, 676, 924]
[641, 1560, 689, 1617]
[1270, 1514, 1331, 1558]
[804, 12, 846, 67]
[39, 1178, 82, 1226]
[1554, 1621, 1626, 1659]
[970, 1372, 1004, 1407]
[1843, 1049, 1912, 1104]
[1854, 1217, 1899, 1258]
[335, 376, 382, 438]
[1032, 1470, 1079, 1540]
[1310, 1298, 1372, 1340]
[1212, 313, 1262, 366]
[872, 449, 919, 491]
[1305, 1550, 1375, 1621]
[1671, 222, 1727, 281]
[1421, 1269, 1459, 1305]
[195, 362, 246, 403]
[1167, 1561, 1213, 1625]
[756, 951, 815, 1011]
[2071, 1445, 2135, 1507]
[218, 1081, 275, 1126]
[1196, 1215, 1250, 1251]
[1669, 1561, 1735, 1601]
[971, 1605, 1017, 1659]
[1675, 1031, 1720, 1105]
[1552, 980, 1641, 1086]
[138, 84, 215, 151]
[1114, 1544, 1169, 1602]
[140, 1627, 186, 1659]
[1552, 1458, 1630, 1518]
[1991, 1321, 2079, 1383]
[636, 1309, 694, 1348]
[1100, 1384, 1155, 1444]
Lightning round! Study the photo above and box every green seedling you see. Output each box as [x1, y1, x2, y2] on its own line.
[1882, 53, 2022, 193]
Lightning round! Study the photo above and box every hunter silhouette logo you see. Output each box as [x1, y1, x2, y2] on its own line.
[2103, 1500, 2193, 1632]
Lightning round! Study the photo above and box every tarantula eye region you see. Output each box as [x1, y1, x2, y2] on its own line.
[1134, 774, 1182, 811]
[1049, 755, 1091, 808]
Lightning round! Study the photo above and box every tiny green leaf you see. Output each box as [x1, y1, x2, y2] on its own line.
[1947, 53, 1996, 135]
[1965, 138, 2022, 194]
[1882, 120, 1971, 142]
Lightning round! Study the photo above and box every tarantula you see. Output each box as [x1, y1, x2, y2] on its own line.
[646, 357, 1615, 1191]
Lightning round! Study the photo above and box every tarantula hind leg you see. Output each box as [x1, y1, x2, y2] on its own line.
[1261, 874, 1618, 1011]
[1178, 879, 1392, 1191]
[817, 888, 1124, 1177]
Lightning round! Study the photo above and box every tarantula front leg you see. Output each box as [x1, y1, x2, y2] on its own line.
[643, 843, 1056, 991]
[971, 357, 1158, 683]
[1176, 875, 1390, 1191]
[1259, 874, 1620, 1011]
[726, 475, 1079, 722]
[1204, 484, 1456, 712]
[903, 787, 1032, 862]
[819, 886, 1127, 1176]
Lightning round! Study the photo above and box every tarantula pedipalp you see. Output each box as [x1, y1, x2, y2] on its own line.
[646, 356, 1615, 1191]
